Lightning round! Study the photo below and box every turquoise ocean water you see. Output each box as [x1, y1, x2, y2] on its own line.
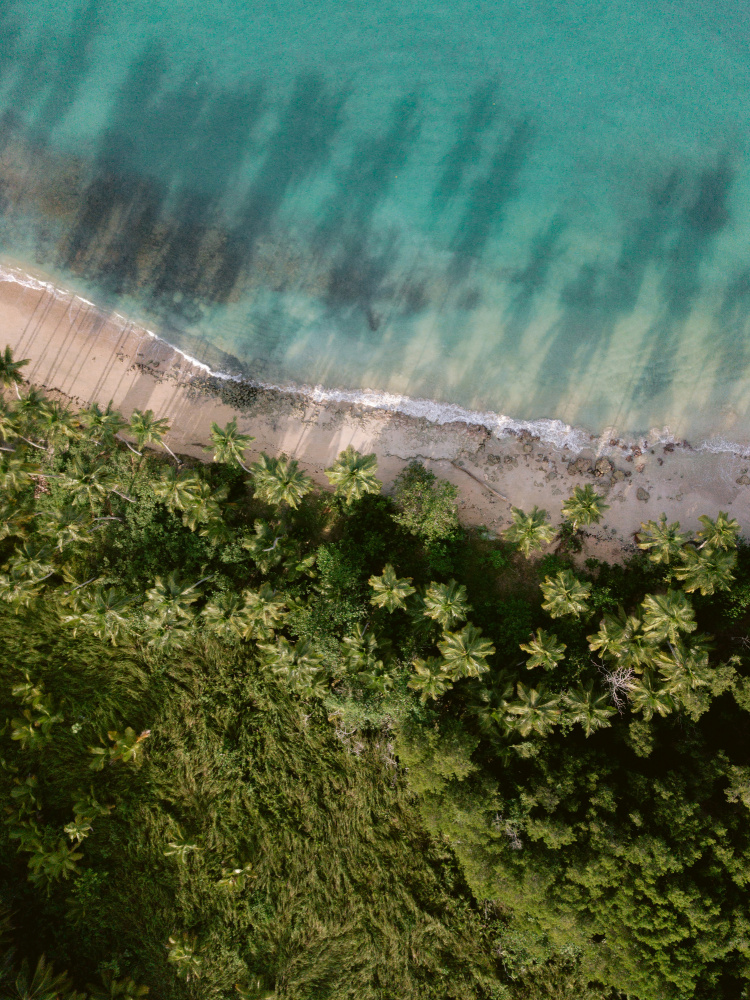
[1, 0, 750, 444]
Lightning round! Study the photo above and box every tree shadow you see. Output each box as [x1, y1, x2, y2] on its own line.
[499, 213, 566, 352]
[314, 94, 423, 332]
[431, 77, 501, 211]
[632, 155, 734, 405]
[448, 116, 534, 282]
[527, 168, 693, 422]
[210, 71, 351, 305]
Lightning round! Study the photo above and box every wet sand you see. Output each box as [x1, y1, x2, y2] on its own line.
[2, 262, 749, 563]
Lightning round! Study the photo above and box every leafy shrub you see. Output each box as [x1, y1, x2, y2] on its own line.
[392, 462, 459, 543]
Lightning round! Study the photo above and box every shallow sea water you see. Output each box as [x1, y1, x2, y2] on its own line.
[1, 0, 750, 444]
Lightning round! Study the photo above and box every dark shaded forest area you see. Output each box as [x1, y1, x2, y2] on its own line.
[0, 346, 748, 1000]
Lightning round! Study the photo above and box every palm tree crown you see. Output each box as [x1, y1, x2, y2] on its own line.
[127, 409, 174, 457]
[540, 570, 591, 618]
[369, 564, 416, 612]
[627, 670, 674, 721]
[437, 623, 495, 679]
[673, 545, 736, 596]
[0, 345, 29, 388]
[503, 505, 556, 558]
[640, 589, 696, 644]
[562, 683, 615, 737]
[208, 419, 254, 472]
[250, 453, 314, 508]
[325, 445, 381, 504]
[561, 484, 609, 530]
[408, 656, 454, 703]
[588, 609, 654, 672]
[78, 401, 127, 444]
[507, 682, 561, 737]
[520, 628, 566, 671]
[637, 514, 689, 565]
[696, 511, 740, 551]
[422, 579, 470, 629]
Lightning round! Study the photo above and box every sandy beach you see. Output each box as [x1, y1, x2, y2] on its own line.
[2, 261, 749, 562]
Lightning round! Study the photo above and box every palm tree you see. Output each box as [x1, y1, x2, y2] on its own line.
[637, 514, 689, 565]
[77, 401, 127, 445]
[437, 623, 495, 679]
[470, 677, 516, 737]
[152, 467, 204, 512]
[63, 587, 133, 646]
[63, 586, 133, 645]
[37, 506, 92, 553]
[696, 511, 740, 551]
[627, 670, 674, 721]
[341, 622, 384, 673]
[562, 683, 615, 737]
[164, 835, 201, 864]
[207, 419, 254, 472]
[672, 545, 736, 596]
[6, 954, 77, 1000]
[179, 481, 225, 532]
[519, 629, 566, 671]
[13, 389, 49, 447]
[0, 497, 34, 543]
[38, 400, 80, 448]
[63, 816, 93, 844]
[250, 453, 313, 509]
[242, 520, 291, 574]
[587, 608, 636, 659]
[561, 484, 609, 530]
[0, 344, 31, 396]
[145, 572, 206, 623]
[166, 933, 203, 981]
[201, 591, 250, 642]
[588, 609, 655, 673]
[0, 345, 30, 391]
[86, 971, 150, 999]
[199, 515, 234, 547]
[141, 573, 207, 652]
[9, 538, 56, 583]
[57, 456, 132, 511]
[540, 570, 591, 618]
[641, 590, 696, 644]
[0, 455, 37, 495]
[408, 657, 454, 703]
[126, 408, 176, 459]
[507, 683, 561, 737]
[503, 505, 556, 557]
[0, 397, 18, 443]
[654, 641, 711, 699]
[324, 445, 382, 504]
[369, 564, 416, 612]
[258, 638, 325, 697]
[422, 579, 470, 629]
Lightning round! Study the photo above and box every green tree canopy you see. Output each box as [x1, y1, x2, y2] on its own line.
[325, 445, 381, 504]
[392, 462, 459, 543]
[503, 505, 556, 557]
[561, 484, 609, 530]
[540, 570, 591, 618]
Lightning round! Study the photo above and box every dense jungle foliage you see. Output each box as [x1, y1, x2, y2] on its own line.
[0, 346, 748, 1000]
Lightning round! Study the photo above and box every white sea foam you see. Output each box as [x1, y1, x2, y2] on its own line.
[2, 261, 750, 461]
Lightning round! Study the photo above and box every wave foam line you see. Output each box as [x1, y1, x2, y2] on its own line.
[3, 262, 750, 459]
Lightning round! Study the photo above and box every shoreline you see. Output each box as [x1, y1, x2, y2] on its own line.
[2, 260, 749, 560]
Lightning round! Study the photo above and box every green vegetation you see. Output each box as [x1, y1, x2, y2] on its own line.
[0, 347, 749, 999]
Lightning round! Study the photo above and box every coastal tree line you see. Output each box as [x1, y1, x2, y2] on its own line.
[0, 345, 748, 999]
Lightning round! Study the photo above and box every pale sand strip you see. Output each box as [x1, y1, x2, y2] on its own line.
[2, 263, 749, 561]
